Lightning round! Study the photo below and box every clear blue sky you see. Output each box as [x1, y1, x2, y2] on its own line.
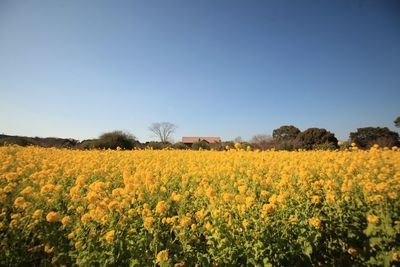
[1, 0, 399, 142]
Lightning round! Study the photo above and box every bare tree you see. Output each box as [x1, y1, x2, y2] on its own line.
[149, 122, 177, 143]
[233, 136, 243, 143]
[395, 116, 400, 128]
[250, 134, 274, 150]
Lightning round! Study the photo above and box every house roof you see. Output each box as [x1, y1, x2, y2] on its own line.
[182, 137, 221, 143]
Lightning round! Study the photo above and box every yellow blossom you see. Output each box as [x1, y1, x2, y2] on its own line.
[308, 217, 321, 228]
[155, 201, 168, 215]
[347, 247, 358, 256]
[33, 209, 43, 219]
[171, 192, 183, 202]
[46, 212, 60, 223]
[13, 197, 25, 209]
[179, 216, 191, 227]
[311, 195, 320, 204]
[143, 217, 156, 231]
[242, 219, 249, 229]
[367, 215, 379, 224]
[289, 215, 298, 223]
[156, 250, 169, 264]
[104, 230, 115, 243]
[74, 241, 82, 249]
[61, 216, 71, 226]
[44, 244, 54, 254]
[262, 203, 276, 215]
[81, 213, 91, 224]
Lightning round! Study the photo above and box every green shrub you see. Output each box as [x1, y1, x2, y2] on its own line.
[274, 139, 302, 151]
[95, 131, 138, 150]
[171, 142, 189, 150]
[145, 141, 171, 150]
[192, 141, 210, 150]
[350, 127, 399, 149]
[296, 128, 338, 150]
[210, 141, 233, 151]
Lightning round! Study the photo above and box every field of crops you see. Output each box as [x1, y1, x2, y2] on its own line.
[0, 145, 399, 266]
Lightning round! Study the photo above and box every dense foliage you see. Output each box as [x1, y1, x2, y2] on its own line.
[296, 128, 338, 150]
[350, 127, 399, 149]
[0, 145, 399, 266]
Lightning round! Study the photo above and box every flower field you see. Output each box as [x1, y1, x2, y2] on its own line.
[0, 145, 399, 266]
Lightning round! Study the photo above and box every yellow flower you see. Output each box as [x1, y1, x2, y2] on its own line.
[262, 203, 276, 215]
[104, 230, 115, 243]
[156, 250, 169, 264]
[142, 208, 152, 217]
[44, 244, 54, 254]
[388, 192, 397, 199]
[205, 222, 213, 232]
[86, 191, 98, 203]
[260, 190, 269, 198]
[75, 175, 87, 186]
[20, 186, 34, 195]
[392, 250, 399, 262]
[67, 232, 74, 240]
[46, 212, 60, 223]
[179, 216, 191, 227]
[311, 195, 320, 204]
[242, 219, 249, 229]
[108, 200, 120, 210]
[171, 192, 183, 202]
[61, 216, 71, 226]
[289, 215, 298, 223]
[13, 197, 25, 209]
[308, 217, 321, 228]
[76, 206, 84, 214]
[347, 247, 358, 256]
[245, 196, 254, 208]
[222, 193, 234, 202]
[74, 241, 82, 249]
[205, 187, 216, 198]
[195, 209, 207, 221]
[367, 215, 379, 224]
[143, 217, 156, 231]
[81, 213, 91, 224]
[112, 188, 125, 197]
[238, 185, 247, 194]
[33, 209, 43, 219]
[155, 201, 168, 215]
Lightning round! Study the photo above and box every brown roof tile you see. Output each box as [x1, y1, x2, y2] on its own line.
[182, 137, 221, 143]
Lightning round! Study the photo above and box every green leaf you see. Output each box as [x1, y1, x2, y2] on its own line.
[129, 258, 140, 267]
[263, 257, 272, 267]
[302, 241, 313, 258]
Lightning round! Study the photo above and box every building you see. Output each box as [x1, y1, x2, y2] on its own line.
[182, 136, 221, 146]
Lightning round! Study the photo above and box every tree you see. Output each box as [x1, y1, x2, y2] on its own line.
[395, 116, 400, 128]
[149, 122, 177, 143]
[95, 131, 138, 149]
[272, 125, 301, 141]
[171, 142, 189, 150]
[350, 127, 399, 149]
[296, 128, 338, 150]
[250, 134, 274, 150]
[192, 140, 210, 150]
[233, 136, 243, 143]
[145, 141, 171, 150]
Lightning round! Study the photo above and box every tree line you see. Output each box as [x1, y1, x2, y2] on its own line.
[1, 117, 399, 150]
